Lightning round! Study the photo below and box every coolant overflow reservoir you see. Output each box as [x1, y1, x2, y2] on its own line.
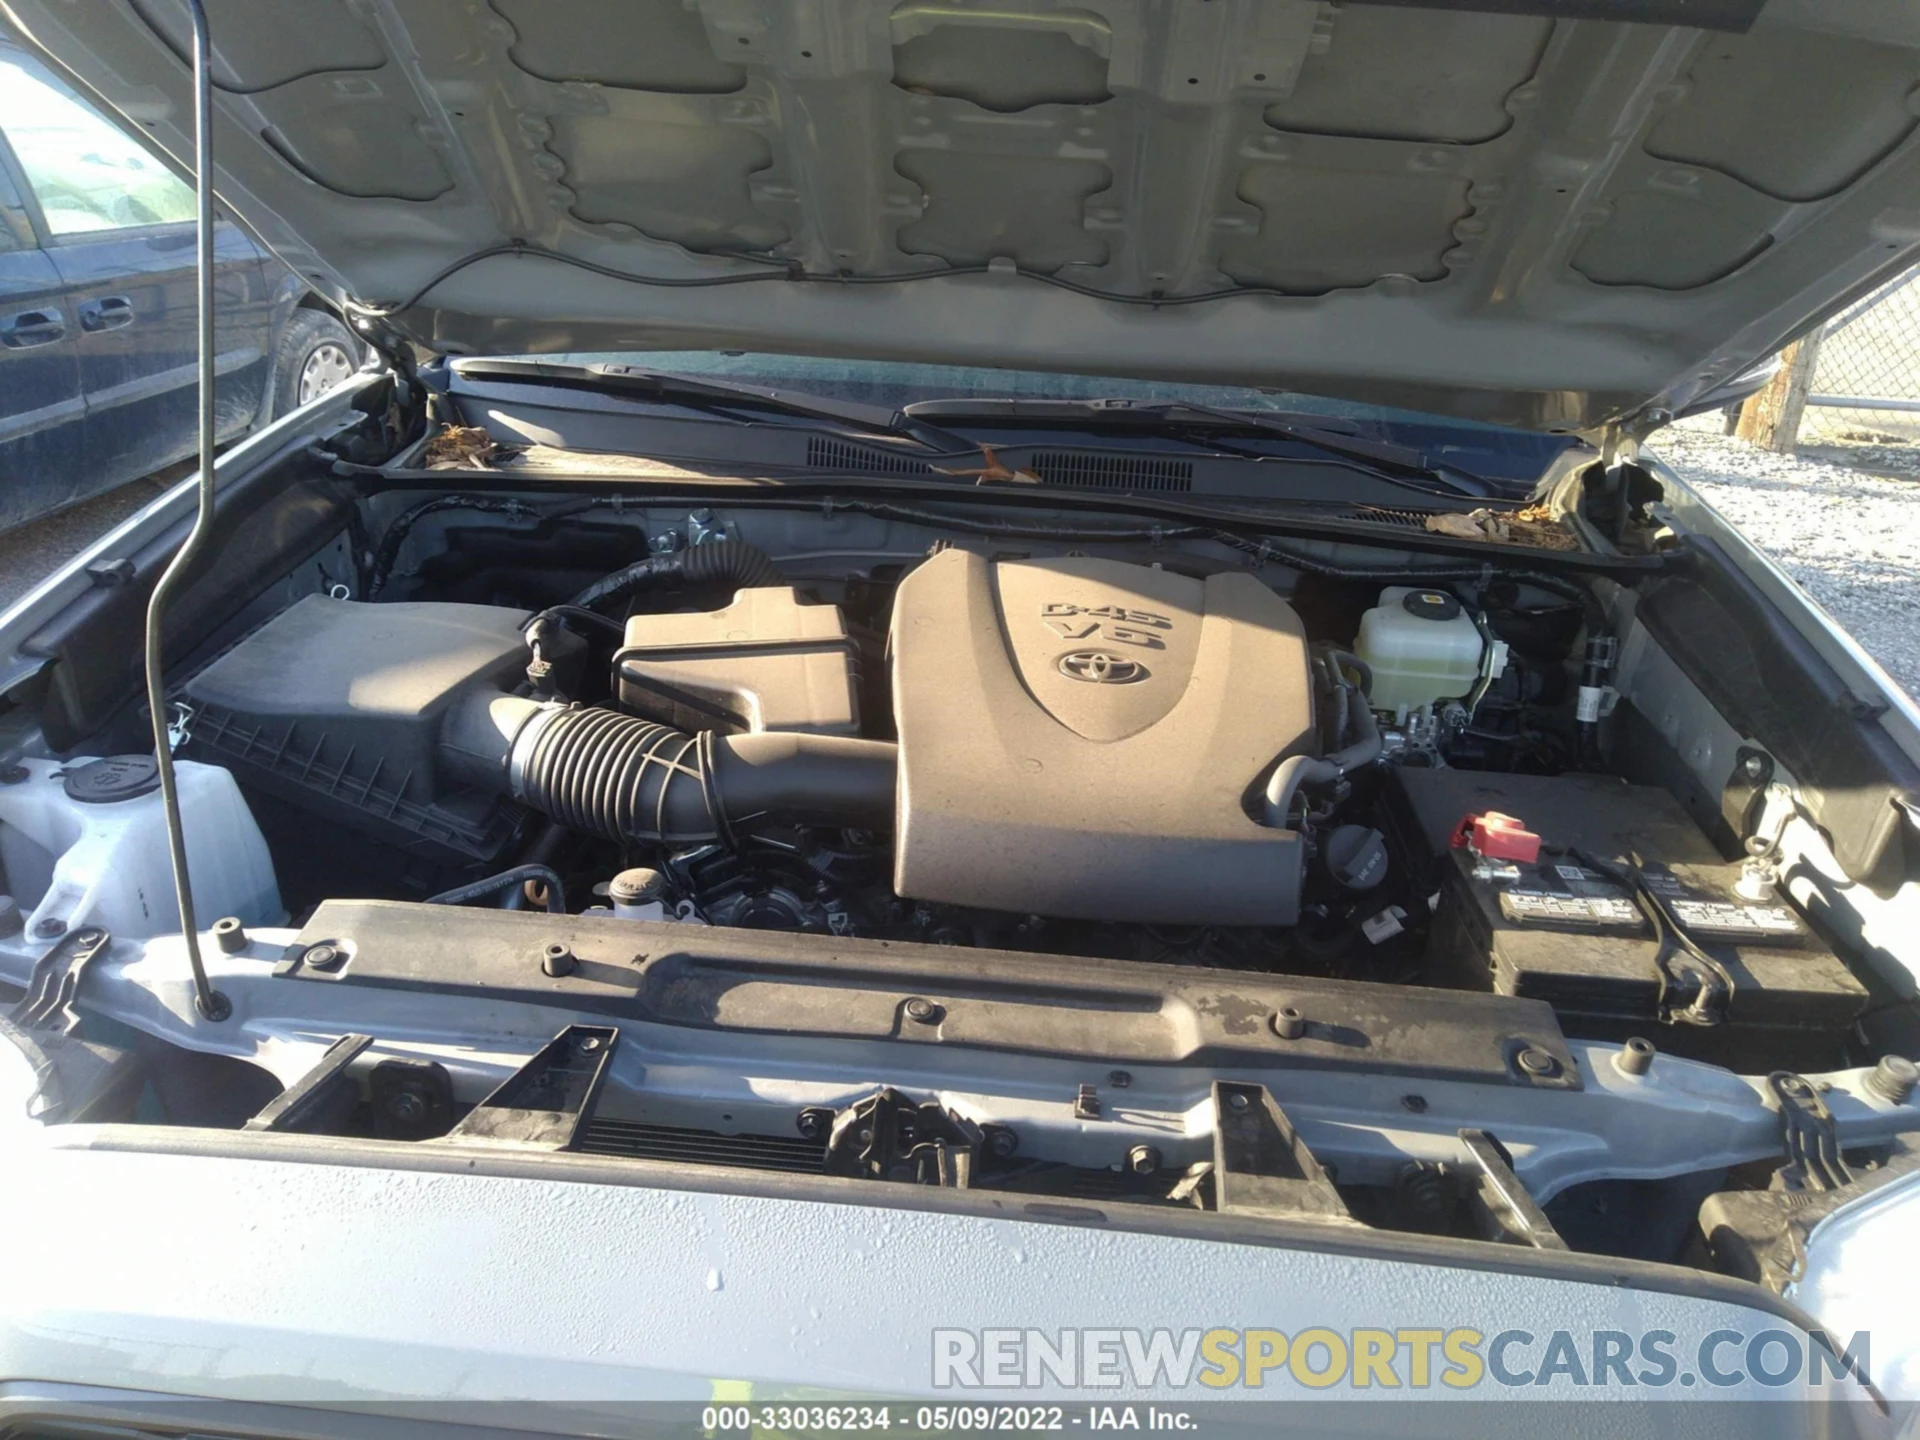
[1355, 586, 1487, 716]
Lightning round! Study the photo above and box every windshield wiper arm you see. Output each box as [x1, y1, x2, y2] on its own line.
[900, 396, 1504, 498]
[453, 358, 974, 456]
[447, 366, 1506, 497]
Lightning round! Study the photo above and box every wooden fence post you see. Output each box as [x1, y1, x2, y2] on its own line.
[1735, 326, 1826, 454]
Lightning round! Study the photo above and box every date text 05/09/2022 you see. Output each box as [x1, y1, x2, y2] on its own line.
[701, 1405, 1193, 1432]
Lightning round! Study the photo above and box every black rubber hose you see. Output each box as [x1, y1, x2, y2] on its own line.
[501, 820, 566, 912]
[427, 864, 568, 914]
[1324, 648, 1374, 699]
[1262, 755, 1341, 829]
[570, 539, 780, 611]
[506, 702, 896, 845]
[1262, 654, 1382, 828]
[1322, 662, 1350, 752]
[1328, 698, 1382, 772]
[525, 604, 626, 640]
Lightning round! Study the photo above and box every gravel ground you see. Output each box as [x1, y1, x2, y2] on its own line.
[0, 470, 179, 614]
[1647, 422, 1920, 704]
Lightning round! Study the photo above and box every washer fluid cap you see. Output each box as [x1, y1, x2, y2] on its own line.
[63, 754, 162, 804]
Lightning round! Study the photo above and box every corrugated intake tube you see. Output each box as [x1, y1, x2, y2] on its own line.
[446, 694, 897, 845]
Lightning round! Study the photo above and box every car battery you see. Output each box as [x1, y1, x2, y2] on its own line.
[1382, 768, 1868, 1036]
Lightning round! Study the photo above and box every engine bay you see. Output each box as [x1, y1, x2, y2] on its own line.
[146, 507, 1869, 1071]
[183, 529, 1525, 960]
[0, 384, 1915, 1289]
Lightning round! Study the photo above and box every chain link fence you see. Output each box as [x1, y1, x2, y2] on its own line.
[1799, 265, 1920, 455]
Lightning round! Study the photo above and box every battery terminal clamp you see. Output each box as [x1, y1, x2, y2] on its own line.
[1451, 811, 1540, 882]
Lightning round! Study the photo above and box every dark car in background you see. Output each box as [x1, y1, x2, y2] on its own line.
[0, 34, 357, 534]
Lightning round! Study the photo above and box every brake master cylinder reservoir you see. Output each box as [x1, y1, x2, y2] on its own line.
[1354, 587, 1486, 716]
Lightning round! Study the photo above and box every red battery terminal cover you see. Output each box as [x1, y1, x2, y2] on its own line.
[1451, 811, 1542, 864]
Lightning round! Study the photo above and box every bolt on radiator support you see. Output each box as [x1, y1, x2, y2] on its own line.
[139, 0, 228, 1021]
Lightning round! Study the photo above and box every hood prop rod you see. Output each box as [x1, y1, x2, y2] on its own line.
[142, 0, 229, 1022]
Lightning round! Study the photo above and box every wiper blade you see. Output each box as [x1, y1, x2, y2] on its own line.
[452, 358, 972, 456]
[901, 396, 1504, 498]
[447, 365, 1505, 498]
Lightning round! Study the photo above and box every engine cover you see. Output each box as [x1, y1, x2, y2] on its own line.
[890, 550, 1315, 924]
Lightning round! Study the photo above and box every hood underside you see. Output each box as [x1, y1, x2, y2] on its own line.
[6, 0, 1920, 429]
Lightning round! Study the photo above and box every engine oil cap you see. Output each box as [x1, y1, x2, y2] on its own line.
[1401, 589, 1462, 621]
[1324, 825, 1389, 891]
[63, 754, 162, 804]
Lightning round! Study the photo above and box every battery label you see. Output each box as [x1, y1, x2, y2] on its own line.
[1469, 851, 1644, 932]
[1636, 862, 1807, 944]
[1500, 889, 1645, 930]
[1667, 898, 1804, 939]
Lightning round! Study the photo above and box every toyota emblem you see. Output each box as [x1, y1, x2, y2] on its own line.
[1057, 650, 1147, 684]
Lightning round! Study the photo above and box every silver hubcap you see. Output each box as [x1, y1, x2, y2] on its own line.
[297, 341, 356, 405]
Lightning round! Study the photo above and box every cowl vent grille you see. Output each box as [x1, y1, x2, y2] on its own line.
[1028, 451, 1193, 492]
[805, 436, 934, 474]
[1342, 506, 1440, 530]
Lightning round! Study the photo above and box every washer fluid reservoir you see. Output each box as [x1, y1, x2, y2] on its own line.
[1354, 587, 1487, 717]
[0, 755, 281, 950]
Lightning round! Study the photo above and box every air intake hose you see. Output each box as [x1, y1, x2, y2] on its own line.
[570, 539, 781, 612]
[443, 692, 896, 844]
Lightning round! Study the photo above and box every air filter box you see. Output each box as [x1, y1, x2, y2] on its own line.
[181, 595, 532, 867]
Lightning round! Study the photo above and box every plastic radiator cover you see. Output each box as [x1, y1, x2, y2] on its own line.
[889, 550, 1315, 925]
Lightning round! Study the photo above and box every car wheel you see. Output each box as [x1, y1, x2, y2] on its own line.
[270, 310, 363, 419]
